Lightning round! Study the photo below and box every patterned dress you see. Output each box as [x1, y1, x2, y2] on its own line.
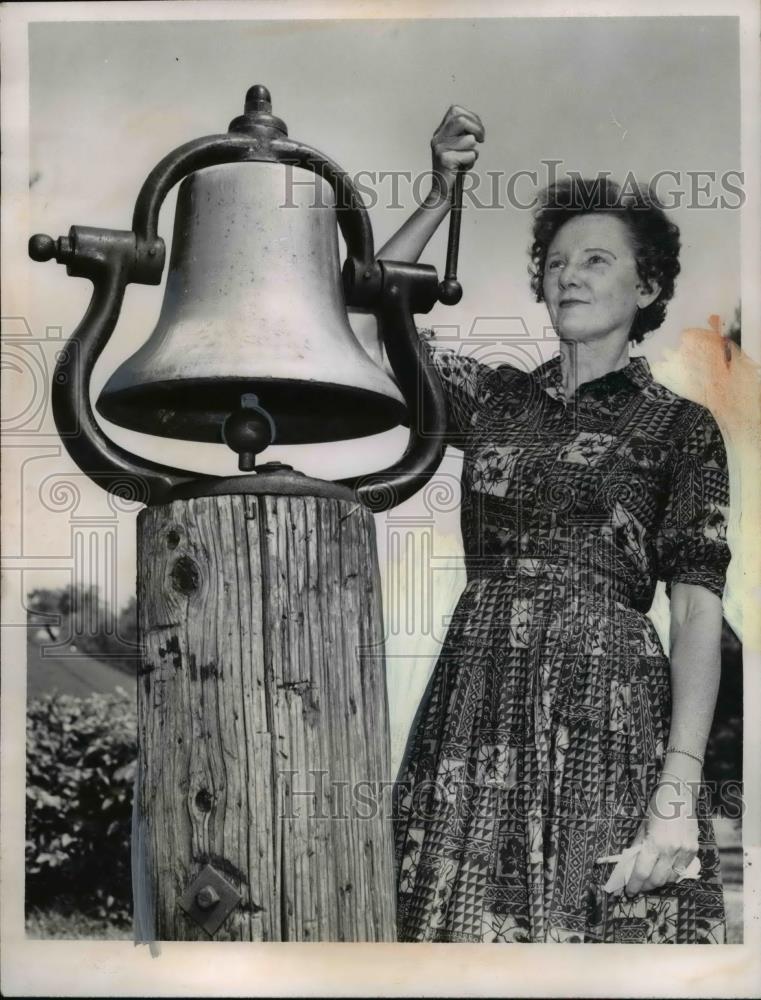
[393, 341, 731, 943]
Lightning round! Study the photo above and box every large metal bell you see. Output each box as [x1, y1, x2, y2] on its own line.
[96, 161, 405, 444]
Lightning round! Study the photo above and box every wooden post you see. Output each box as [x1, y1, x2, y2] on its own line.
[134, 491, 396, 941]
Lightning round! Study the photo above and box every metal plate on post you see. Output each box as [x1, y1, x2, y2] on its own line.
[167, 466, 357, 502]
[178, 863, 242, 937]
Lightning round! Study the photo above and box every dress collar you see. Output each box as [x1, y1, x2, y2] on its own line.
[532, 353, 653, 397]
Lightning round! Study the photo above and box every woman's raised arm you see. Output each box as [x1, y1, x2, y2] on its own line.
[376, 105, 485, 264]
[349, 106, 484, 354]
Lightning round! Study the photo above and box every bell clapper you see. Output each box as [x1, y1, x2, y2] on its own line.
[222, 393, 276, 471]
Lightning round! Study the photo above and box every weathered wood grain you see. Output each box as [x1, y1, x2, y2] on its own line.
[135, 493, 395, 941]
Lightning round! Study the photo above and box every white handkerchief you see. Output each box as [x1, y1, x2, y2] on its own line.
[596, 845, 701, 893]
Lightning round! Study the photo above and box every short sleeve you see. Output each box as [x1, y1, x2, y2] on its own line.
[416, 329, 499, 449]
[652, 404, 731, 600]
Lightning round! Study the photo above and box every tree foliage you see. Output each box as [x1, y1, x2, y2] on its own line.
[26, 690, 137, 924]
[27, 585, 139, 671]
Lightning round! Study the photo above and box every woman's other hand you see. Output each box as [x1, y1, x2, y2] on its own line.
[620, 776, 700, 897]
[430, 105, 485, 203]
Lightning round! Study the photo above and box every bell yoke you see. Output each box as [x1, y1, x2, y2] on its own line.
[29, 85, 465, 510]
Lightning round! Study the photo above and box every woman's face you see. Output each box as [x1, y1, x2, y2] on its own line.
[542, 214, 659, 344]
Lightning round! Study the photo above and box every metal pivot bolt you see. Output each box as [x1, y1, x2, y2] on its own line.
[196, 885, 220, 910]
[29, 233, 74, 265]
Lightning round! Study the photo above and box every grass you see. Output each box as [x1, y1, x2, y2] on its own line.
[26, 899, 743, 943]
[26, 906, 131, 940]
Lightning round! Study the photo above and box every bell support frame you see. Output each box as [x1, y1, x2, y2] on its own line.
[29, 86, 449, 511]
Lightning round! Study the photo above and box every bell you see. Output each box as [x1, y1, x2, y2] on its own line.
[96, 160, 406, 445]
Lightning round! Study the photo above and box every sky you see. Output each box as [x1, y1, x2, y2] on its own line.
[27, 17, 741, 367]
[12, 13, 745, 753]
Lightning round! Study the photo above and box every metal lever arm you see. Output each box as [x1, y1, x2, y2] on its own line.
[438, 169, 465, 305]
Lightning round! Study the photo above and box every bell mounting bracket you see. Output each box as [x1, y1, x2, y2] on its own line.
[29, 84, 460, 512]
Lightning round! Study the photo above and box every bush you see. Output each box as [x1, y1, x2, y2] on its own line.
[26, 690, 137, 925]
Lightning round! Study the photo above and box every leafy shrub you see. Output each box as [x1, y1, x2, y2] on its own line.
[26, 690, 137, 925]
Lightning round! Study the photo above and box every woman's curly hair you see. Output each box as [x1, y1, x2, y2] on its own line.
[528, 177, 681, 344]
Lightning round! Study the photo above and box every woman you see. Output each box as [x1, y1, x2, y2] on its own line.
[382, 108, 731, 943]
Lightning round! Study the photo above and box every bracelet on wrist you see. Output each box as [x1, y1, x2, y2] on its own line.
[665, 746, 705, 766]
